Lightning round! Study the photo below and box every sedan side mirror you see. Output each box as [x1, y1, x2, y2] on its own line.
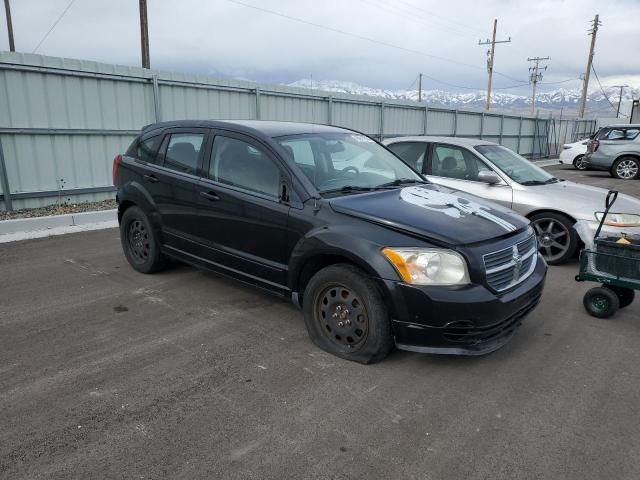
[477, 170, 501, 184]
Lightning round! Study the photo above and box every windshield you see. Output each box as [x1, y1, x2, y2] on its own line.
[475, 145, 555, 185]
[276, 132, 424, 194]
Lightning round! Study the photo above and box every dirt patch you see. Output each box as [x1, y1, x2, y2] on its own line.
[0, 200, 117, 221]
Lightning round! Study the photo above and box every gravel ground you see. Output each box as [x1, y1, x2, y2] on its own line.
[0, 199, 117, 221]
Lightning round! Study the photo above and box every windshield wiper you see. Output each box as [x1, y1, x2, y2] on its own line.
[319, 185, 376, 195]
[519, 180, 548, 186]
[375, 178, 428, 188]
[544, 177, 560, 184]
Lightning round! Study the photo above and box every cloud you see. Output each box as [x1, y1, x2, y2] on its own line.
[1, 0, 638, 92]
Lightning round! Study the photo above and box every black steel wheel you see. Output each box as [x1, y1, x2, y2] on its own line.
[303, 264, 393, 364]
[573, 155, 587, 171]
[608, 285, 635, 309]
[530, 212, 579, 265]
[611, 157, 640, 180]
[120, 206, 168, 274]
[583, 287, 619, 319]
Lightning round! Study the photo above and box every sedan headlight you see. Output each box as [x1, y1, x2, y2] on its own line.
[382, 248, 470, 286]
[594, 212, 640, 227]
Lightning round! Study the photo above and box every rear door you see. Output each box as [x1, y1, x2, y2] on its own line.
[195, 131, 292, 289]
[142, 128, 210, 250]
[425, 143, 513, 208]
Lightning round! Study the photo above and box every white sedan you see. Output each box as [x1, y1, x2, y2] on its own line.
[559, 138, 589, 170]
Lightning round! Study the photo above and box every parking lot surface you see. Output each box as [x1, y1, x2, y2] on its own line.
[2, 167, 640, 479]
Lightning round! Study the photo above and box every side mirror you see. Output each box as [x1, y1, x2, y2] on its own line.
[477, 170, 501, 184]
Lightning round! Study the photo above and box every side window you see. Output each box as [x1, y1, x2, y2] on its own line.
[127, 135, 161, 163]
[605, 129, 626, 141]
[209, 136, 281, 199]
[432, 144, 491, 181]
[387, 142, 426, 172]
[162, 133, 205, 174]
[625, 129, 639, 140]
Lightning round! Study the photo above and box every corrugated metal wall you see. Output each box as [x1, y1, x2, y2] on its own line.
[0, 52, 598, 210]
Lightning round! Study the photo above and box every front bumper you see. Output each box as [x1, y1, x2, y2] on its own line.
[379, 255, 547, 355]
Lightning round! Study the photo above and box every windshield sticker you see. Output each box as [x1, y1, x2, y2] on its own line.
[399, 186, 517, 232]
[350, 134, 374, 143]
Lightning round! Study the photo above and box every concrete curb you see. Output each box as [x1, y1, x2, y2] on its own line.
[0, 209, 117, 235]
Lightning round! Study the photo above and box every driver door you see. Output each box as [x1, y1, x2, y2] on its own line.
[425, 143, 513, 209]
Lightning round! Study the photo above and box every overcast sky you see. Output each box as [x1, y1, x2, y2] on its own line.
[1, 0, 639, 94]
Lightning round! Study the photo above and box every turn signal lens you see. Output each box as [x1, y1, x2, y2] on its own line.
[382, 247, 470, 286]
[112, 154, 122, 185]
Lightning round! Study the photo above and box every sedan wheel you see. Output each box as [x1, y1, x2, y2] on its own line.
[612, 157, 640, 180]
[573, 155, 587, 171]
[530, 212, 578, 265]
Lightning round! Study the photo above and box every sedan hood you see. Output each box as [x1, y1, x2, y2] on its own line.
[518, 181, 640, 220]
[329, 184, 529, 246]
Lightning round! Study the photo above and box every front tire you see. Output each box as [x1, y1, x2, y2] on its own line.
[573, 155, 587, 171]
[120, 206, 168, 274]
[530, 212, 579, 265]
[611, 157, 640, 180]
[303, 264, 393, 364]
[583, 287, 619, 319]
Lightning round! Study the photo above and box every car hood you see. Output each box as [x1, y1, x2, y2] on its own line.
[516, 181, 640, 220]
[329, 184, 529, 246]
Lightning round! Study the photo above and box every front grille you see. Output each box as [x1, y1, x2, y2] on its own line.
[443, 293, 542, 346]
[484, 235, 538, 292]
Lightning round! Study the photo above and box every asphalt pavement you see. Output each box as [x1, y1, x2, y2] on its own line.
[1, 166, 640, 479]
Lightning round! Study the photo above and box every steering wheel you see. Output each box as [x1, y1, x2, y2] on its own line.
[340, 166, 360, 176]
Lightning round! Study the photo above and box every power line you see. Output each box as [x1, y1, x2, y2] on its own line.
[223, 0, 525, 82]
[32, 0, 78, 53]
[591, 64, 629, 118]
[393, 0, 486, 34]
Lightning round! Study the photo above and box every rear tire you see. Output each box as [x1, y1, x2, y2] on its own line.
[611, 157, 640, 180]
[573, 155, 587, 171]
[608, 286, 635, 309]
[583, 287, 619, 319]
[303, 264, 393, 364]
[120, 206, 168, 274]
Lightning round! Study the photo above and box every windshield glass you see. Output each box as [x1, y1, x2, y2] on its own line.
[276, 133, 423, 194]
[475, 145, 554, 184]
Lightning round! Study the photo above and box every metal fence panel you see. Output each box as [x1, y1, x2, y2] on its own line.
[0, 52, 603, 211]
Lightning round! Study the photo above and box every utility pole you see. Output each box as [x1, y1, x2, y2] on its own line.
[611, 84, 628, 118]
[418, 73, 423, 103]
[528, 56, 550, 115]
[3, 0, 15, 52]
[139, 0, 150, 68]
[478, 19, 511, 111]
[578, 14, 601, 118]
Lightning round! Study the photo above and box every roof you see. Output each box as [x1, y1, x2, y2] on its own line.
[142, 119, 352, 139]
[383, 136, 498, 147]
[601, 124, 640, 128]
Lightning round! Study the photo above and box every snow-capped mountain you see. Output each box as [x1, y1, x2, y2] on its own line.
[287, 79, 639, 117]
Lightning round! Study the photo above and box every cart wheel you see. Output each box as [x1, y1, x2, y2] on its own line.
[583, 287, 620, 319]
[608, 286, 635, 309]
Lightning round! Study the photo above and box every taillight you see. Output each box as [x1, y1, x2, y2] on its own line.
[592, 140, 600, 152]
[112, 154, 122, 185]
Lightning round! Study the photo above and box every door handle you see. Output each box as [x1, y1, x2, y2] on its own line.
[200, 191, 220, 201]
[143, 174, 159, 183]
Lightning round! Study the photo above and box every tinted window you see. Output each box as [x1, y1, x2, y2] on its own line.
[163, 134, 204, 174]
[128, 135, 161, 163]
[432, 144, 491, 181]
[387, 142, 426, 171]
[209, 136, 281, 199]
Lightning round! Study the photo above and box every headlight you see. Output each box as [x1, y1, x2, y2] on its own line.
[381, 247, 470, 286]
[594, 212, 640, 227]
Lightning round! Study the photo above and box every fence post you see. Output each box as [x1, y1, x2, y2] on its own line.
[152, 74, 162, 122]
[0, 137, 13, 211]
[255, 87, 261, 120]
[423, 105, 428, 135]
[480, 112, 485, 140]
[499, 114, 505, 145]
[379, 101, 385, 141]
[453, 110, 458, 136]
[327, 95, 333, 125]
[516, 116, 523, 154]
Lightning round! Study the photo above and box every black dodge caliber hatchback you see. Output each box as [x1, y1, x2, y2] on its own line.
[114, 120, 547, 363]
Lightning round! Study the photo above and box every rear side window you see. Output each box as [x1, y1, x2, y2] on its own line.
[127, 135, 161, 163]
[162, 134, 205, 174]
[387, 142, 426, 172]
[599, 128, 639, 141]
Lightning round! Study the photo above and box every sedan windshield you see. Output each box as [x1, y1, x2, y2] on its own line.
[275, 133, 424, 194]
[475, 145, 556, 185]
